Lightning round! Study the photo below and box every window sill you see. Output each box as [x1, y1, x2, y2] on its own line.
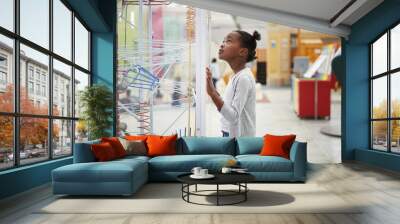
[355, 148, 400, 172]
[0, 156, 72, 175]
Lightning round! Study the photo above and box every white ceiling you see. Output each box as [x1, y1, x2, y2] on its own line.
[209, 12, 267, 47]
[225, 0, 353, 24]
[171, 0, 384, 37]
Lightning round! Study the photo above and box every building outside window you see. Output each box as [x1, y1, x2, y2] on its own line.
[54, 88, 58, 104]
[42, 85, 46, 97]
[29, 66, 34, 80]
[0, 70, 6, 79]
[36, 83, 40, 95]
[28, 81, 34, 94]
[0, 71, 6, 84]
[41, 73, 46, 83]
[35, 70, 41, 81]
[0, 54, 7, 68]
[0, 54, 7, 86]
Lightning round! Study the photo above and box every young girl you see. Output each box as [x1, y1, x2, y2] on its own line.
[206, 30, 260, 137]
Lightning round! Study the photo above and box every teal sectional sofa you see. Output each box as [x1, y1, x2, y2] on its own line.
[52, 137, 307, 196]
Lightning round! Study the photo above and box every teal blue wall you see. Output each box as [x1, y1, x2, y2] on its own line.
[92, 33, 114, 87]
[343, 0, 400, 171]
[91, 0, 116, 135]
[342, 42, 370, 160]
[92, 32, 115, 136]
[0, 0, 116, 200]
[0, 158, 72, 199]
[66, 0, 110, 32]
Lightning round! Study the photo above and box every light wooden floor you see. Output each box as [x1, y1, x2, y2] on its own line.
[1, 162, 400, 224]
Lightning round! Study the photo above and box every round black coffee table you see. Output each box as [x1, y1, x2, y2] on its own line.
[177, 173, 255, 206]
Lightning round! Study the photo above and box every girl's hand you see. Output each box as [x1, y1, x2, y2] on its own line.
[206, 67, 215, 96]
[206, 67, 224, 111]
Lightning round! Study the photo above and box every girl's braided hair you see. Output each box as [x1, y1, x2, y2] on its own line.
[235, 30, 261, 62]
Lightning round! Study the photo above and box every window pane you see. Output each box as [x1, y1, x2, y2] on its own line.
[0, 0, 14, 31]
[20, 44, 49, 115]
[75, 120, 88, 142]
[53, 119, 72, 158]
[53, 59, 72, 117]
[75, 18, 89, 70]
[20, 117, 49, 165]
[20, 0, 49, 49]
[0, 35, 14, 112]
[372, 121, 388, 151]
[0, 116, 13, 170]
[391, 120, 400, 153]
[391, 24, 400, 70]
[53, 0, 72, 60]
[372, 33, 387, 76]
[372, 77, 387, 119]
[391, 72, 400, 118]
[74, 69, 89, 118]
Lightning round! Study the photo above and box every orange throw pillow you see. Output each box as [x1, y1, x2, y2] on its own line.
[101, 137, 126, 158]
[125, 135, 148, 141]
[260, 134, 296, 159]
[91, 142, 117, 161]
[146, 134, 177, 157]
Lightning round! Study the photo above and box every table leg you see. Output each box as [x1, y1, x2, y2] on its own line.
[187, 184, 190, 202]
[217, 184, 219, 206]
[195, 184, 197, 192]
[245, 183, 247, 201]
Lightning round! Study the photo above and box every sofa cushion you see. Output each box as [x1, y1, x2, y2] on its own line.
[53, 163, 133, 183]
[73, 139, 100, 163]
[236, 137, 263, 155]
[115, 155, 150, 164]
[149, 154, 235, 172]
[236, 155, 293, 172]
[52, 159, 147, 183]
[178, 137, 236, 155]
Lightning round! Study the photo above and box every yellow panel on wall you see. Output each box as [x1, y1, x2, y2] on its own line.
[267, 27, 291, 86]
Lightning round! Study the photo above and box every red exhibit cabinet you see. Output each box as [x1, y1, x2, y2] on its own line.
[293, 78, 331, 119]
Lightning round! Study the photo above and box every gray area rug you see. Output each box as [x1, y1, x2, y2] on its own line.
[37, 183, 362, 214]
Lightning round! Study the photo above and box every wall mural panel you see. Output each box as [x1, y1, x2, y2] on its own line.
[117, 1, 201, 136]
